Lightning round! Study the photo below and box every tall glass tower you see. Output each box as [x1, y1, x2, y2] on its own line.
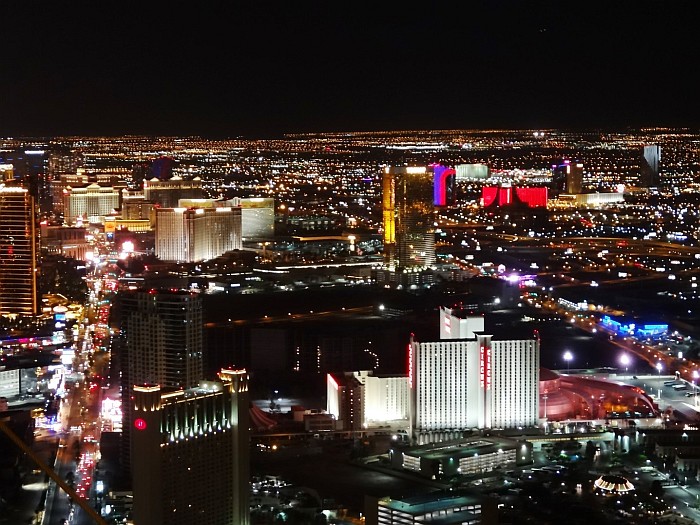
[0, 185, 38, 316]
[641, 144, 661, 188]
[117, 289, 204, 476]
[382, 166, 436, 270]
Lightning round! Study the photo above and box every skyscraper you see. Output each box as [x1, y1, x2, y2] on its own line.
[229, 197, 275, 241]
[131, 369, 250, 525]
[155, 205, 242, 262]
[409, 308, 540, 444]
[327, 371, 409, 429]
[640, 144, 661, 188]
[455, 163, 490, 181]
[439, 307, 484, 339]
[550, 159, 583, 195]
[62, 183, 122, 225]
[382, 166, 436, 270]
[118, 290, 204, 475]
[143, 175, 203, 208]
[431, 164, 456, 207]
[326, 372, 364, 431]
[0, 185, 38, 316]
[50, 169, 124, 218]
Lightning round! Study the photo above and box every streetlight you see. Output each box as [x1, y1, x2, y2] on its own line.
[563, 350, 573, 374]
[693, 370, 699, 406]
[619, 354, 630, 377]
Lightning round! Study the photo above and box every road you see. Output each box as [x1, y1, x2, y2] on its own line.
[42, 267, 109, 525]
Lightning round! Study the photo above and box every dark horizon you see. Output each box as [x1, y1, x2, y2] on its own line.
[3, 123, 700, 143]
[2, 2, 698, 138]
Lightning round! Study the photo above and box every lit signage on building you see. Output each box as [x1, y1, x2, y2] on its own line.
[479, 345, 491, 390]
[134, 418, 147, 431]
[432, 164, 456, 207]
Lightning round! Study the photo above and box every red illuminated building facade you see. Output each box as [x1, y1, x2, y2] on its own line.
[481, 185, 548, 208]
[539, 368, 658, 422]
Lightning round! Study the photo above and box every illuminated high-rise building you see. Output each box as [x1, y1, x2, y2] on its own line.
[155, 205, 242, 262]
[50, 169, 124, 217]
[62, 183, 121, 225]
[131, 369, 250, 525]
[455, 163, 490, 181]
[431, 164, 456, 207]
[230, 197, 275, 240]
[382, 166, 436, 270]
[439, 306, 484, 339]
[143, 176, 203, 208]
[550, 159, 583, 195]
[327, 371, 409, 429]
[409, 308, 539, 444]
[121, 189, 156, 226]
[326, 372, 364, 431]
[118, 290, 204, 477]
[481, 184, 548, 208]
[640, 144, 661, 188]
[176, 197, 274, 242]
[0, 185, 38, 316]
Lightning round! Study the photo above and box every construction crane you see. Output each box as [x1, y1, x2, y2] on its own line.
[0, 419, 107, 525]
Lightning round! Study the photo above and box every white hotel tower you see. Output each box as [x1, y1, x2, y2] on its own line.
[409, 307, 539, 444]
[155, 205, 242, 262]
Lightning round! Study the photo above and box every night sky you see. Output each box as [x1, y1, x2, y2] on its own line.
[2, 2, 698, 138]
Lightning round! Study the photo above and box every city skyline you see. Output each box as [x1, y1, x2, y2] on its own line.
[2, 130, 700, 523]
[3, 0, 700, 516]
[2, 2, 699, 138]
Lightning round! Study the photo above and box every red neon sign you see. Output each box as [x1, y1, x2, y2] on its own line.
[479, 345, 491, 390]
[134, 418, 147, 431]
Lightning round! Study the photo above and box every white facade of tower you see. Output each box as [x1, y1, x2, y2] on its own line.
[439, 307, 484, 339]
[455, 163, 489, 181]
[410, 332, 539, 443]
[489, 339, 540, 428]
[327, 371, 410, 428]
[63, 183, 120, 224]
[410, 338, 481, 434]
[156, 206, 242, 262]
[359, 372, 410, 424]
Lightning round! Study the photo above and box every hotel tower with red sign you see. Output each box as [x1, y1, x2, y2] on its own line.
[409, 308, 540, 444]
